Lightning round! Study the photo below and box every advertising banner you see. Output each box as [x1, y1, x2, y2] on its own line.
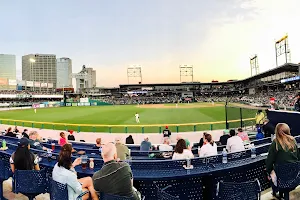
[8, 79, 17, 86]
[34, 82, 40, 87]
[48, 83, 53, 88]
[41, 83, 48, 88]
[26, 81, 34, 87]
[0, 78, 8, 85]
[17, 80, 26, 86]
[72, 103, 78, 107]
[39, 104, 45, 108]
[66, 103, 72, 106]
[80, 98, 89, 103]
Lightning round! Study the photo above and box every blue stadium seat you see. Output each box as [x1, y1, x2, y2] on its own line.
[50, 179, 89, 200]
[155, 184, 180, 200]
[13, 169, 48, 200]
[99, 192, 139, 200]
[216, 179, 261, 200]
[0, 159, 11, 200]
[275, 162, 300, 200]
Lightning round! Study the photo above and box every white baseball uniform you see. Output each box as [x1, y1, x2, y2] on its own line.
[135, 113, 140, 123]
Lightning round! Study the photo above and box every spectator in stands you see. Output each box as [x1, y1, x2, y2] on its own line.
[10, 137, 40, 173]
[172, 139, 194, 160]
[14, 126, 19, 133]
[29, 131, 47, 151]
[199, 132, 207, 148]
[262, 119, 275, 138]
[266, 123, 300, 197]
[294, 92, 300, 112]
[115, 137, 130, 161]
[237, 128, 249, 143]
[176, 135, 191, 150]
[255, 110, 265, 128]
[5, 127, 16, 138]
[219, 130, 230, 145]
[58, 132, 67, 146]
[126, 135, 134, 144]
[53, 144, 99, 200]
[93, 143, 141, 199]
[22, 129, 29, 139]
[162, 126, 171, 138]
[159, 137, 173, 151]
[92, 138, 102, 150]
[140, 136, 152, 151]
[226, 129, 245, 153]
[199, 134, 217, 157]
[256, 127, 264, 140]
[67, 130, 75, 141]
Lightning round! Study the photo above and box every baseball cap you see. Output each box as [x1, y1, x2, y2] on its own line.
[165, 126, 168, 129]
[18, 137, 29, 147]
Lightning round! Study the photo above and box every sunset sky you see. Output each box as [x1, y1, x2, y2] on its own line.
[1, 0, 300, 87]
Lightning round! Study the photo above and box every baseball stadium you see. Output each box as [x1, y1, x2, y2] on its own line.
[2, 2, 300, 199]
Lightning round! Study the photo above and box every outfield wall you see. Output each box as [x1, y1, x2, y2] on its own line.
[0, 124, 224, 145]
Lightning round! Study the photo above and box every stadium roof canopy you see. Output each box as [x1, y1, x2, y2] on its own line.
[119, 63, 299, 87]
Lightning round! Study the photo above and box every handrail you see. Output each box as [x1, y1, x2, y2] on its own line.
[0, 117, 255, 127]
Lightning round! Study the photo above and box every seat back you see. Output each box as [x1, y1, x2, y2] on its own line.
[14, 169, 47, 195]
[216, 179, 261, 200]
[0, 157, 11, 180]
[275, 162, 300, 189]
[50, 179, 68, 200]
[155, 185, 180, 200]
[100, 193, 136, 200]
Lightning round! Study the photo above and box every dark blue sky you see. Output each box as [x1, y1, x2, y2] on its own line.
[1, 0, 299, 86]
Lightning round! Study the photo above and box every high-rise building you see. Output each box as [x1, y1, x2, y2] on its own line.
[0, 54, 16, 79]
[74, 65, 97, 92]
[22, 54, 57, 88]
[56, 57, 72, 88]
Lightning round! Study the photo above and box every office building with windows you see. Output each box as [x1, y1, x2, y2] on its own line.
[22, 54, 57, 88]
[56, 57, 72, 88]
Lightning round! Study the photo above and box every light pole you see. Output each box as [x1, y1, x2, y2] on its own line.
[29, 58, 35, 91]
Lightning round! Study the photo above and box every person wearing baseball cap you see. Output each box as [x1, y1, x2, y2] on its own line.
[163, 126, 171, 138]
[67, 130, 75, 141]
[10, 137, 40, 173]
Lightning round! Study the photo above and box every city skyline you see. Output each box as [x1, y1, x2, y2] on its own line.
[1, 0, 300, 87]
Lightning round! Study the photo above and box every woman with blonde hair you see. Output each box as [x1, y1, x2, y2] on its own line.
[266, 123, 300, 197]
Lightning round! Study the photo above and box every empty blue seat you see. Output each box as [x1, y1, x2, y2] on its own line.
[275, 162, 300, 200]
[155, 184, 180, 200]
[13, 169, 48, 200]
[0, 158, 11, 200]
[50, 179, 89, 200]
[216, 179, 261, 200]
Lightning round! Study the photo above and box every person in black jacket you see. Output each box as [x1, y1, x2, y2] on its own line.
[219, 130, 230, 145]
[262, 119, 275, 138]
[295, 93, 300, 112]
[22, 129, 29, 139]
[67, 130, 75, 141]
[126, 135, 134, 144]
[5, 127, 16, 138]
[162, 126, 171, 138]
[199, 132, 208, 148]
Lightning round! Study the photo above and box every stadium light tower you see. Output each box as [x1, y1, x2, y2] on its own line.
[275, 34, 291, 67]
[127, 65, 142, 84]
[179, 65, 193, 83]
[250, 55, 259, 76]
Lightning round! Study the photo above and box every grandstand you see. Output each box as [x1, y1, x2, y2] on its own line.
[0, 63, 300, 199]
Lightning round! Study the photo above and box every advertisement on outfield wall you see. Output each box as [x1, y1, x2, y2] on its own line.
[66, 103, 72, 106]
[72, 103, 78, 106]
[26, 81, 34, 87]
[80, 98, 89, 103]
[8, 79, 17, 86]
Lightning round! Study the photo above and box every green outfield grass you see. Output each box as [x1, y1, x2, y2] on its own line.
[0, 103, 257, 133]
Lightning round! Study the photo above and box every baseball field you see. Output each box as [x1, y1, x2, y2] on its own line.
[0, 103, 257, 133]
